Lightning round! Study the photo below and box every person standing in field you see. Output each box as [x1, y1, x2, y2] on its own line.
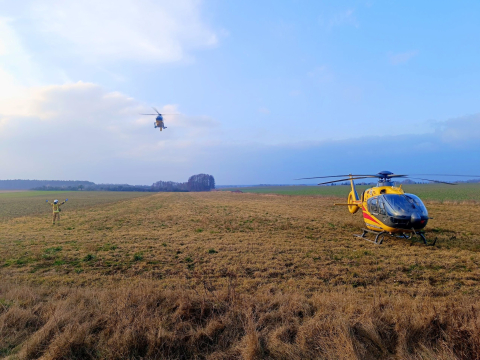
[46, 199, 68, 225]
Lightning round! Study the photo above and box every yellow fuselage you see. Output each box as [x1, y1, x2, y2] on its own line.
[344, 182, 429, 234]
[155, 120, 164, 131]
[360, 186, 404, 233]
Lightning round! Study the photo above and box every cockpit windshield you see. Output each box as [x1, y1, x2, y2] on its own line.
[382, 194, 428, 216]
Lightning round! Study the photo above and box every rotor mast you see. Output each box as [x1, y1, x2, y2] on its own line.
[376, 171, 395, 187]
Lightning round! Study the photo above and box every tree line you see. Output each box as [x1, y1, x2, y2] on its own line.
[2, 174, 216, 192]
[0, 180, 94, 190]
[152, 174, 215, 192]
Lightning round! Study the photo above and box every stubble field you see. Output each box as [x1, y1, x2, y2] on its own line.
[1, 191, 480, 359]
[0, 191, 151, 220]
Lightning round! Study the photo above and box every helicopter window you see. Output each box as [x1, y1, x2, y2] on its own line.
[383, 194, 428, 216]
[383, 195, 414, 215]
[405, 194, 428, 214]
[368, 197, 378, 214]
[378, 198, 386, 215]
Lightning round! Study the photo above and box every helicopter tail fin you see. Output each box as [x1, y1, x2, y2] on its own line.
[347, 175, 360, 214]
[350, 174, 359, 201]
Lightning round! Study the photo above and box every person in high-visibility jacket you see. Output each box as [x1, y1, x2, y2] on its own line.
[46, 199, 68, 224]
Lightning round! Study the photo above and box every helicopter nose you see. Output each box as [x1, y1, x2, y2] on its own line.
[410, 213, 421, 223]
[410, 213, 426, 228]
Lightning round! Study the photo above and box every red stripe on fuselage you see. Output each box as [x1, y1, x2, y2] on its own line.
[363, 212, 379, 224]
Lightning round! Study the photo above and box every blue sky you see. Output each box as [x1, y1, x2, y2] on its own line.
[1, 0, 480, 184]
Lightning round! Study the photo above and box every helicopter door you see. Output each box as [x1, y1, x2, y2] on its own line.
[377, 197, 390, 223]
[378, 198, 386, 216]
[368, 197, 378, 214]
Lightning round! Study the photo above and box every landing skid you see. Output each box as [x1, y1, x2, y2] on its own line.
[354, 229, 386, 245]
[354, 228, 437, 246]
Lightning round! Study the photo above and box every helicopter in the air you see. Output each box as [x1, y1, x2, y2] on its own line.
[296, 171, 477, 246]
[140, 107, 177, 131]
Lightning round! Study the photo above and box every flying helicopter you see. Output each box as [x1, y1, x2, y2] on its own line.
[296, 171, 479, 246]
[140, 107, 177, 131]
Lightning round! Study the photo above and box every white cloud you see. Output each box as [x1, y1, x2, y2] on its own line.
[28, 0, 218, 63]
[0, 17, 23, 58]
[0, 17, 40, 100]
[0, 81, 220, 181]
[434, 114, 480, 146]
[0, 4, 223, 183]
[388, 50, 418, 65]
[1, 82, 480, 184]
[259, 107, 270, 114]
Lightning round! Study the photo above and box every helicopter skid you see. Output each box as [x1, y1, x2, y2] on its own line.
[354, 228, 436, 246]
[354, 229, 386, 245]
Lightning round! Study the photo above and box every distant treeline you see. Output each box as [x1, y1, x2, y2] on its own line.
[33, 184, 154, 192]
[2, 174, 215, 192]
[151, 181, 188, 192]
[0, 180, 94, 190]
[216, 184, 302, 188]
[152, 174, 215, 192]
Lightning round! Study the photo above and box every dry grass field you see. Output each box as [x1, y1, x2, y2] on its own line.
[1, 191, 480, 359]
[0, 191, 152, 220]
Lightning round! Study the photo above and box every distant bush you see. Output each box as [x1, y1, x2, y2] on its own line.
[187, 174, 215, 192]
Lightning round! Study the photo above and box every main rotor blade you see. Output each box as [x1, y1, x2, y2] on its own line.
[408, 177, 457, 185]
[295, 174, 407, 180]
[140, 113, 179, 116]
[410, 174, 480, 178]
[152, 107, 160, 114]
[317, 177, 374, 185]
[296, 175, 379, 180]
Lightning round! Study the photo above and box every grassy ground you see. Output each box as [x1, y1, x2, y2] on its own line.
[220, 183, 480, 202]
[1, 191, 480, 359]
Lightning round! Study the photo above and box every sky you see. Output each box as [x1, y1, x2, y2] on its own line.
[1, 0, 480, 185]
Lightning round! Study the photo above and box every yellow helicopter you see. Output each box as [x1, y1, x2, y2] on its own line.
[140, 107, 177, 132]
[297, 171, 465, 245]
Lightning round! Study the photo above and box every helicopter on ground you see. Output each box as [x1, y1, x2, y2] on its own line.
[296, 171, 477, 245]
[140, 107, 177, 132]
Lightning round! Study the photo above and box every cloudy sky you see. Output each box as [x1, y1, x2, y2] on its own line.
[1, 1, 480, 185]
